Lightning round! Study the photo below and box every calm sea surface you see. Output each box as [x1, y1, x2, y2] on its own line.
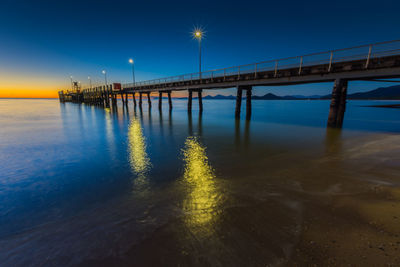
[1, 98, 400, 266]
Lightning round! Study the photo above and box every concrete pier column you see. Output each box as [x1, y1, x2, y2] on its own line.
[104, 86, 109, 107]
[107, 85, 111, 106]
[121, 92, 125, 105]
[198, 89, 203, 113]
[188, 90, 193, 112]
[327, 79, 348, 128]
[167, 91, 172, 110]
[139, 92, 143, 107]
[147, 92, 151, 107]
[235, 87, 243, 118]
[113, 94, 117, 106]
[132, 92, 136, 107]
[246, 87, 252, 120]
[336, 80, 348, 128]
[105, 86, 110, 107]
[159, 92, 163, 110]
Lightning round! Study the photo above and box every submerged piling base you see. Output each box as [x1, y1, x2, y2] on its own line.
[188, 90, 193, 112]
[159, 92, 162, 110]
[187, 89, 203, 113]
[327, 78, 348, 128]
[235, 85, 252, 119]
[167, 91, 172, 110]
[198, 89, 203, 112]
[147, 92, 151, 107]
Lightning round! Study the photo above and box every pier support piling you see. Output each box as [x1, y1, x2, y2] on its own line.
[147, 92, 151, 107]
[159, 92, 162, 110]
[246, 88, 252, 120]
[167, 91, 172, 110]
[139, 92, 143, 107]
[188, 90, 193, 112]
[235, 86, 252, 119]
[235, 87, 243, 118]
[327, 79, 348, 128]
[132, 92, 136, 107]
[198, 89, 203, 113]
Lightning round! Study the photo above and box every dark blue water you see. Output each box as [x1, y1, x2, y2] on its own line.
[1, 99, 400, 266]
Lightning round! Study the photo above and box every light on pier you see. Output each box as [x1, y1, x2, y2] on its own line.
[129, 58, 136, 86]
[192, 27, 204, 77]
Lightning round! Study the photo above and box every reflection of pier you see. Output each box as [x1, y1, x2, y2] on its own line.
[188, 112, 203, 137]
[234, 119, 251, 151]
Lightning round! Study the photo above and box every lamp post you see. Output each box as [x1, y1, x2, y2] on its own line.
[102, 70, 109, 102]
[70, 76, 73, 91]
[193, 29, 203, 79]
[88, 76, 92, 89]
[102, 70, 108, 87]
[129, 59, 135, 87]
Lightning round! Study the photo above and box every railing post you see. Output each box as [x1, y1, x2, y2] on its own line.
[238, 66, 240, 79]
[211, 71, 213, 82]
[328, 51, 333, 72]
[274, 61, 278, 77]
[298, 56, 303, 75]
[365, 45, 372, 69]
[224, 69, 226, 81]
[254, 63, 258, 79]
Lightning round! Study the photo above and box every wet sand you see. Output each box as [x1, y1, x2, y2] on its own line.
[289, 186, 400, 266]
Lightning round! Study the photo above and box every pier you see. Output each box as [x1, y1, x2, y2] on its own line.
[59, 40, 400, 127]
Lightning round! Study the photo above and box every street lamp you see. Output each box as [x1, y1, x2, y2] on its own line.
[102, 70, 108, 87]
[88, 76, 92, 89]
[70, 75, 73, 91]
[193, 28, 203, 78]
[129, 58, 135, 87]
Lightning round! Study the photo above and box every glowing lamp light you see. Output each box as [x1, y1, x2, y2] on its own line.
[129, 58, 134, 64]
[194, 30, 202, 39]
[102, 70, 106, 74]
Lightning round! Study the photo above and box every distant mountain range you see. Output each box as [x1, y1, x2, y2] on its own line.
[201, 85, 400, 100]
[320, 85, 400, 100]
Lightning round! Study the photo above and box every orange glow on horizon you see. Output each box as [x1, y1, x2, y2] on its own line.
[0, 71, 224, 99]
[0, 72, 68, 98]
[0, 88, 59, 98]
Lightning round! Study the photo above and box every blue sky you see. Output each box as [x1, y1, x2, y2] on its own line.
[1, 0, 399, 97]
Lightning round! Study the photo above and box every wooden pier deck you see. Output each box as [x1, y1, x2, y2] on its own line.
[59, 40, 400, 128]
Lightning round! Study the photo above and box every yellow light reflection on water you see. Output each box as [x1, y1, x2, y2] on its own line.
[182, 136, 220, 233]
[128, 116, 151, 175]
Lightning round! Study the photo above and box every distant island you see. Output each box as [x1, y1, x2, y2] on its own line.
[198, 85, 400, 100]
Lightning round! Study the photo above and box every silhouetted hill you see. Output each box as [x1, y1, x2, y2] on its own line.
[203, 94, 236, 100]
[321, 85, 400, 100]
[291, 95, 322, 99]
[180, 85, 400, 100]
[253, 93, 282, 100]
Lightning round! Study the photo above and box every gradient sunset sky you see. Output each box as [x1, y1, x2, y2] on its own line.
[1, 0, 400, 98]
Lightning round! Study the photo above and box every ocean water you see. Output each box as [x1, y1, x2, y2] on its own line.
[1, 98, 400, 266]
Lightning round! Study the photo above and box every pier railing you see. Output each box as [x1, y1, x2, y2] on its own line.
[122, 39, 400, 89]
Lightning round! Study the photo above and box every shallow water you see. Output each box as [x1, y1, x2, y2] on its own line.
[1, 98, 400, 266]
